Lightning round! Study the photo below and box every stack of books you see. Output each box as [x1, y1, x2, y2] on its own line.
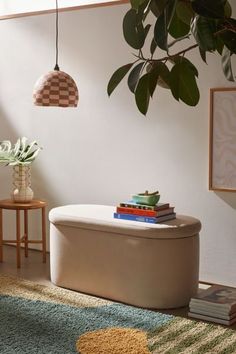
[188, 284, 236, 326]
[114, 201, 176, 224]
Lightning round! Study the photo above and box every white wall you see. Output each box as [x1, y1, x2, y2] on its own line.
[0, 3, 235, 285]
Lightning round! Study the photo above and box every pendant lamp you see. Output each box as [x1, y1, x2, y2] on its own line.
[33, 0, 78, 107]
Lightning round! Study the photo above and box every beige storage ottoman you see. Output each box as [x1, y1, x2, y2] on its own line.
[49, 204, 201, 309]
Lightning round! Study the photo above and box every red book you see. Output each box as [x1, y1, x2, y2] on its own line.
[116, 206, 174, 217]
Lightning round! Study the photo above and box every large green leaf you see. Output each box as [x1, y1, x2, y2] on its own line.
[150, 0, 168, 18]
[199, 47, 207, 63]
[148, 66, 159, 97]
[176, 1, 194, 25]
[154, 11, 168, 50]
[219, 24, 236, 54]
[224, 1, 232, 18]
[123, 9, 145, 49]
[135, 74, 150, 115]
[167, 0, 177, 25]
[156, 62, 170, 88]
[150, 38, 157, 55]
[131, 0, 147, 11]
[216, 34, 224, 54]
[154, 0, 177, 50]
[191, 15, 217, 51]
[191, 0, 225, 19]
[171, 56, 199, 77]
[136, 0, 151, 21]
[222, 46, 234, 81]
[169, 62, 200, 106]
[107, 63, 133, 96]
[128, 62, 145, 93]
[148, 62, 170, 96]
[169, 10, 190, 38]
[144, 24, 151, 39]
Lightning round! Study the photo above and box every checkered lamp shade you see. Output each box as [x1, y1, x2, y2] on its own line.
[33, 70, 79, 107]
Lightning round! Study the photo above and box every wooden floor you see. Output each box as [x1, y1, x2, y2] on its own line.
[0, 245, 51, 286]
[1, 245, 236, 329]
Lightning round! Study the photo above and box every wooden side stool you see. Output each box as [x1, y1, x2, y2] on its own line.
[0, 199, 47, 268]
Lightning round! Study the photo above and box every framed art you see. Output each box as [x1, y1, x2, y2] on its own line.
[209, 87, 236, 192]
[0, 0, 128, 20]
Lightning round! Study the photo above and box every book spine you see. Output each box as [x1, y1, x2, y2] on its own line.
[114, 213, 176, 223]
[189, 307, 235, 320]
[119, 203, 157, 210]
[114, 213, 156, 223]
[188, 312, 236, 326]
[190, 299, 231, 311]
[189, 303, 234, 315]
[119, 202, 169, 211]
[116, 207, 174, 217]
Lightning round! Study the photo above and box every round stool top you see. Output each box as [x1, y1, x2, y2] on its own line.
[49, 204, 201, 240]
[0, 199, 46, 210]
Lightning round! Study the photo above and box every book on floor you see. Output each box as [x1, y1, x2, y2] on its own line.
[188, 306, 236, 320]
[189, 285, 236, 314]
[188, 311, 236, 326]
[113, 212, 176, 224]
[189, 302, 236, 316]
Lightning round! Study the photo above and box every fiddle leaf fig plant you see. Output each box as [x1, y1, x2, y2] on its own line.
[107, 0, 236, 115]
[0, 137, 41, 166]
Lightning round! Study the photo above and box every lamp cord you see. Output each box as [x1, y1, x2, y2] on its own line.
[54, 0, 60, 71]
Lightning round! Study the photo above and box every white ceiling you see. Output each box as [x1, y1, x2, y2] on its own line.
[0, 0, 121, 18]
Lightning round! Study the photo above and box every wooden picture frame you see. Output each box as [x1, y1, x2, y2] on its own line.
[209, 87, 236, 192]
[0, 0, 128, 20]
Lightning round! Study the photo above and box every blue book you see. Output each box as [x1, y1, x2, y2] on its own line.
[113, 212, 176, 224]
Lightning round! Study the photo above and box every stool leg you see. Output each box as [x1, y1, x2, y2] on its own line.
[0, 209, 3, 262]
[42, 207, 46, 263]
[16, 210, 21, 268]
[24, 210, 28, 258]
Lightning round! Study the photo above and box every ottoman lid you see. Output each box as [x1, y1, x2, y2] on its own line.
[49, 204, 201, 239]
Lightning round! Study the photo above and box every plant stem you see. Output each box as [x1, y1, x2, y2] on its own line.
[135, 43, 199, 63]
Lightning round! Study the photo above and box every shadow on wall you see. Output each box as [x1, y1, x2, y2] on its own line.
[0, 106, 62, 250]
[215, 191, 236, 210]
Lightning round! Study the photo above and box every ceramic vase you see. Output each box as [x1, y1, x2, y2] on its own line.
[12, 165, 34, 203]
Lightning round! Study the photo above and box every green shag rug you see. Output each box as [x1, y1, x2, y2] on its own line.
[0, 274, 236, 354]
